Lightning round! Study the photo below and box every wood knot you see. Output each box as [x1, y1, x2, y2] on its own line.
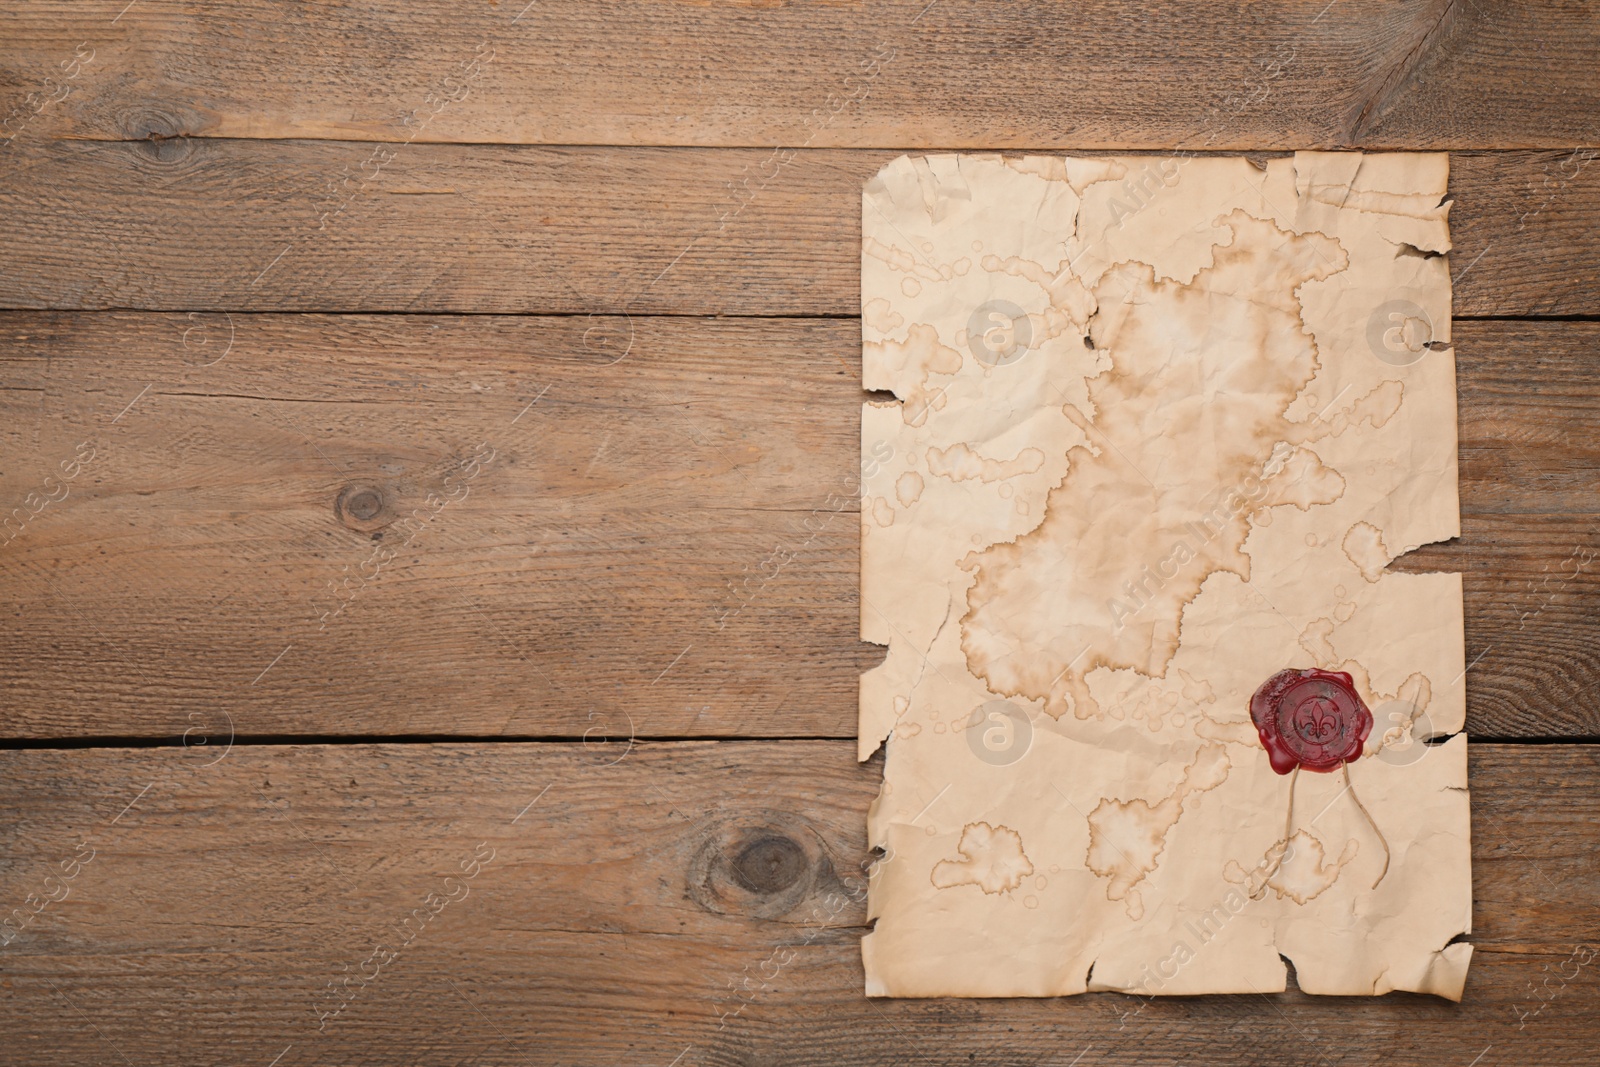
[731, 835, 809, 894]
[118, 104, 205, 148]
[334, 484, 393, 533]
[686, 811, 844, 920]
[132, 132, 194, 165]
[117, 106, 206, 164]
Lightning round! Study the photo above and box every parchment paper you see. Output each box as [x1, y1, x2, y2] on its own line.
[860, 152, 1470, 999]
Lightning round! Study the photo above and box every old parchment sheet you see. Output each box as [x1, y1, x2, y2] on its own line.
[859, 153, 1470, 999]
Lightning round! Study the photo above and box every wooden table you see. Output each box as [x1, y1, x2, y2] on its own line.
[1, 2, 1597, 1063]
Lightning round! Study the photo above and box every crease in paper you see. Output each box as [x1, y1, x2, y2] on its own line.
[859, 152, 1469, 1000]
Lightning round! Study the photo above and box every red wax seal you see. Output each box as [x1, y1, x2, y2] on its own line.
[1249, 668, 1372, 775]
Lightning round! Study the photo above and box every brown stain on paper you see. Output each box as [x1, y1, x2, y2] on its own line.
[1085, 744, 1231, 919]
[865, 323, 963, 427]
[931, 821, 1035, 895]
[960, 212, 1349, 720]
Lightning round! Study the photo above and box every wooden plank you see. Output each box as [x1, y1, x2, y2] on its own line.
[3, 1, 1598, 150]
[1450, 149, 1600, 318]
[0, 741, 1595, 1065]
[1390, 320, 1600, 738]
[0, 142, 1598, 317]
[0, 313, 1596, 741]
[0, 312, 870, 741]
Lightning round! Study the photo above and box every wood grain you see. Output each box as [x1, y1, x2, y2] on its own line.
[1, 313, 1595, 741]
[1, 3, 1593, 1063]
[3, 1, 1598, 149]
[0, 741, 1595, 1066]
[1, 142, 1598, 317]
[1391, 321, 1600, 738]
[0, 312, 870, 741]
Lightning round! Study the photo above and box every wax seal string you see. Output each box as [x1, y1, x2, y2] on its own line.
[1342, 763, 1391, 889]
[1250, 765, 1299, 901]
[1249, 667, 1388, 893]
